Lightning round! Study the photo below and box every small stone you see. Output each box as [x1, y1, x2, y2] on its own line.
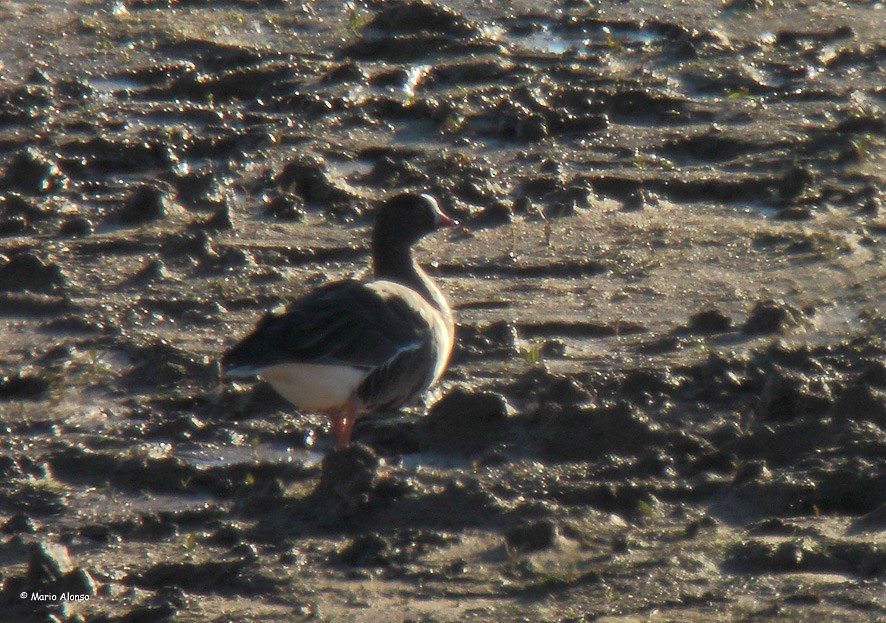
[469, 201, 512, 228]
[118, 185, 166, 225]
[337, 534, 391, 567]
[59, 216, 93, 237]
[687, 308, 733, 333]
[263, 193, 306, 221]
[559, 184, 596, 210]
[512, 195, 533, 214]
[540, 159, 560, 175]
[505, 519, 558, 552]
[516, 113, 548, 142]
[208, 524, 242, 546]
[733, 460, 771, 485]
[860, 189, 881, 215]
[127, 259, 169, 286]
[621, 189, 646, 212]
[774, 206, 813, 221]
[79, 524, 113, 542]
[201, 206, 233, 231]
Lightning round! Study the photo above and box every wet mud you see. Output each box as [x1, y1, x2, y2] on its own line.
[1, 0, 884, 621]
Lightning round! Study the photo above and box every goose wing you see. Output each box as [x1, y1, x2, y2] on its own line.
[222, 280, 437, 379]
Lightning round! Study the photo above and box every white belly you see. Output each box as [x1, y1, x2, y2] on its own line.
[261, 363, 366, 412]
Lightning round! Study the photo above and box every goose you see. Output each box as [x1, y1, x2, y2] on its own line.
[222, 192, 457, 448]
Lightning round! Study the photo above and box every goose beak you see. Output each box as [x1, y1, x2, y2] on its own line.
[434, 212, 459, 227]
[421, 194, 459, 228]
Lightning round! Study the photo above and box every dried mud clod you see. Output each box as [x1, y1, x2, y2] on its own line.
[0, 148, 68, 195]
[539, 400, 662, 461]
[505, 519, 559, 552]
[454, 320, 518, 361]
[117, 184, 167, 225]
[362, 0, 479, 38]
[273, 155, 356, 216]
[58, 215, 93, 237]
[313, 444, 380, 523]
[686, 308, 733, 334]
[336, 529, 458, 568]
[0, 370, 51, 401]
[426, 387, 509, 451]
[832, 383, 886, 427]
[0, 252, 66, 294]
[726, 536, 885, 577]
[0, 193, 48, 235]
[343, 0, 489, 62]
[743, 299, 805, 335]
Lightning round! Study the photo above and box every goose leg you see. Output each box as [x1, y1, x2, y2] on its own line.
[330, 415, 344, 442]
[336, 401, 359, 449]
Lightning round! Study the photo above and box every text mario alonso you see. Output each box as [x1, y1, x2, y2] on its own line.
[22, 591, 90, 602]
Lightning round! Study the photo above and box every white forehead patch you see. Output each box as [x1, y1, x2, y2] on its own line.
[419, 193, 439, 211]
[419, 194, 447, 223]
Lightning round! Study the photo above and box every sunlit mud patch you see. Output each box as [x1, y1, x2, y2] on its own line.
[507, 21, 662, 56]
[322, 157, 375, 196]
[86, 76, 140, 97]
[176, 442, 325, 470]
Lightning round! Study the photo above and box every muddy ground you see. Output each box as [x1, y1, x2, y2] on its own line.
[0, 0, 884, 621]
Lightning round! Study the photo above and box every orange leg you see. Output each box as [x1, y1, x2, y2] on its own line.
[330, 415, 344, 441]
[335, 400, 359, 449]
